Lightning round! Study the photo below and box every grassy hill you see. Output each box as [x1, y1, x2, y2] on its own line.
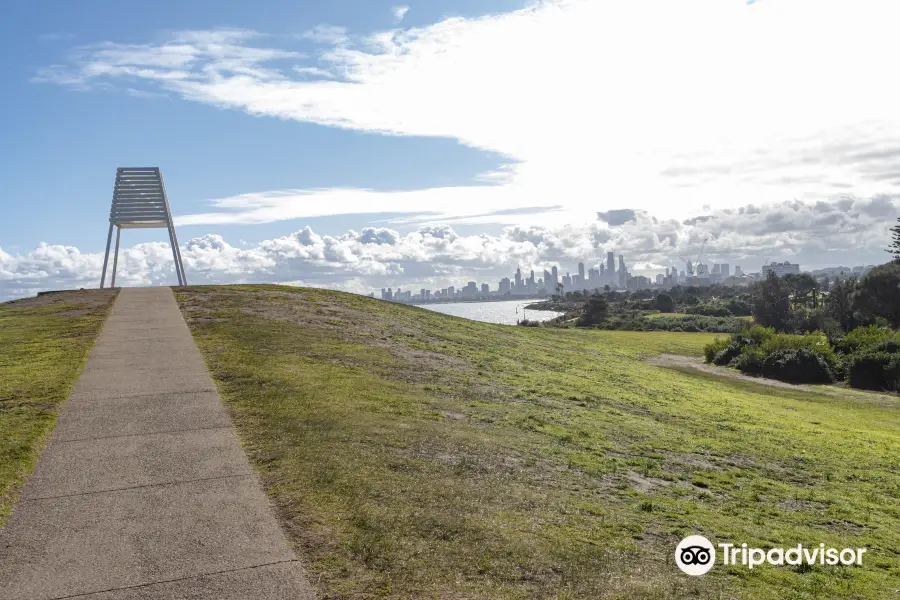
[0, 290, 117, 525]
[176, 285, 900, 599]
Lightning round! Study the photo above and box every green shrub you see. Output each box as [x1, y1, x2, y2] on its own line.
[685, 302, 732, 317]
[639, 314, 742, 333]
[758, 333, 838, 370]
[713, 344, 742, 366]
[726, 297, 752, 317]
[761, 349, 835, 384]
[738, 324, 776, 346]
[874, 339, 900, 354]
[734, 347, 765, 376]
[835, 325, 897, 355]
[704, 338, 730, 363]
[847, 352, 900, 391]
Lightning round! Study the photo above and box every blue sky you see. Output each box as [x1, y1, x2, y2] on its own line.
[1, 0, 899, 299]
[0, 0, 519, 252]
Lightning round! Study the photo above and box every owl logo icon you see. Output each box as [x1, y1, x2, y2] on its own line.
[675, 535, 715, 575]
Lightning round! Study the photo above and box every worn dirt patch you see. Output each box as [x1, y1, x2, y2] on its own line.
[649, 353, 900, 404]
[2, 289, 118, 310]
[624, 471, 672, 493]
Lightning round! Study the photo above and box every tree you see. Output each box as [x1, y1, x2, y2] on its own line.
[726, 296, 752, 316]
[752, 272, 793, 332]
[655, 293, 675, 313]
[782, 273, 819, 309]
[888, 217, 900, 261]
[853, 261, 900, 327]
[824, 276, 859, 332]
[579, 294, 609, 326]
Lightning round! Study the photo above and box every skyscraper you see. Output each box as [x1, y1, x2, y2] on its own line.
[551, 265, 558, 285]
[607, 252, 615, 274]
[578, 262, 585, 282]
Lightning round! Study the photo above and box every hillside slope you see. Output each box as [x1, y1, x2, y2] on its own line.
[177, 285, 900, 599]
[0, 290, 117, 525]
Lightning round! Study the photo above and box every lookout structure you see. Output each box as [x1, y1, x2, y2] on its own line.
[100, 167, 187, 288]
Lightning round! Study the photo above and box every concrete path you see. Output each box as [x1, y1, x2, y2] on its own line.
[0, 288, 315, 600]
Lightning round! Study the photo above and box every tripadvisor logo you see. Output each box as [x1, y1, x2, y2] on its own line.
[675, 536, 868, 576]
[676, 535, 716, 576]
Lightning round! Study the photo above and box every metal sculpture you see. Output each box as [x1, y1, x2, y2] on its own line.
[99, 167, 187, 288]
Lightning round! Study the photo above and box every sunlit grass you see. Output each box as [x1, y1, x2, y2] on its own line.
[0, 290, 117, 525]
[178, 285, 900, 599]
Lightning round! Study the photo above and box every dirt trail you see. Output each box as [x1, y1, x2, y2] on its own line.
[649, 353, 900, 404]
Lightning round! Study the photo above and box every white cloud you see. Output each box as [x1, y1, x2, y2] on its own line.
[392, 5, 410, 23]
[299, 25, 349, 45]
[3, 198, 896, 301]
[38, 0, 900, 230]
[35, 0, 900, 231]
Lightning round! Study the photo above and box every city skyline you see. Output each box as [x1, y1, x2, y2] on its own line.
[378, 255, 879, 304]
[380, 251, 732, 303]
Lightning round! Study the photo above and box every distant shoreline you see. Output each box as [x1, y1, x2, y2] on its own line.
[402, 296, 546, 306]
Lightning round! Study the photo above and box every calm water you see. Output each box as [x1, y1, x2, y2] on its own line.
[420, 300, 562, 325]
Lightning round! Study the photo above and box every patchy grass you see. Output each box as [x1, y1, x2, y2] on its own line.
[0, 290, 117, 525]
[177, 285, 900, 600]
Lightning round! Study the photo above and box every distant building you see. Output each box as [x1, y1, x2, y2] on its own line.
[762, 261, 800, 277]
[481, 283, 490, 295]
[627, 275, 652, 291]
[499, 277, 511, 294]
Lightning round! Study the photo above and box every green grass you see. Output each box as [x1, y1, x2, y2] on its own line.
[177, 285, 900, 599]
[0, 290, 117, 525]
[646, 312, 753, 321]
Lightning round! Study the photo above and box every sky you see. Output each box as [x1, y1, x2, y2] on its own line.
[2, 0, 899, 300]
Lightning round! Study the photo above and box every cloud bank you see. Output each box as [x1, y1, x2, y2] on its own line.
[35, 0, 900, 229]
[3, 198, 895, 301]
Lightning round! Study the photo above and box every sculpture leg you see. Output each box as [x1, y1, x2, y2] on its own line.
[110, 226, 121, 288]
[99, 223, 114, 289]
[165, 222, 184, 287]
[171, 226, 187, 286]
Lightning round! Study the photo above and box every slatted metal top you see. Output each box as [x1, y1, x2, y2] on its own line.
[110, 167, 172, 228]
